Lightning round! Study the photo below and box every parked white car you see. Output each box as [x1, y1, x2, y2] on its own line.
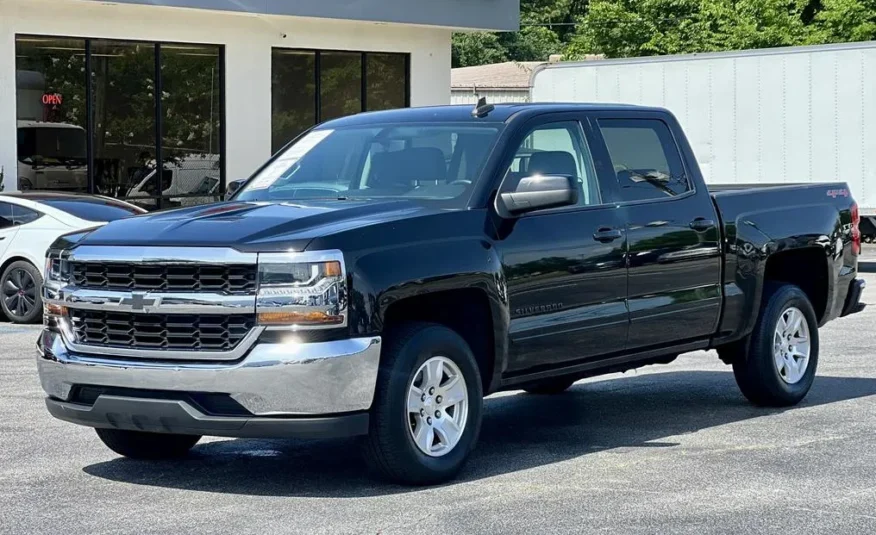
[0, 192, 145, 323]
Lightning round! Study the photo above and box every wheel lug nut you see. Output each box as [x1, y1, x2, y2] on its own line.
[428, 387, 435, 395]
[426, 417, 432, 425]
[421, 394, 426, 402]
[420, 409, 425, 416]
[436, 395, 443, 403]
[435, 410, 441, 418]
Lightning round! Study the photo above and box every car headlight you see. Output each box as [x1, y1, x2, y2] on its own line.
[256, 251, 347, 329]
[44, 249, 72, 284]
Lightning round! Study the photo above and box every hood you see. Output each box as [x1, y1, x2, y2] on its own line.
[74, 199, 441, 252]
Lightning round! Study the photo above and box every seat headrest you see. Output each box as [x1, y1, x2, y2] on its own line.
[527, 151, 577, 178]
[370, 147, 447, 188]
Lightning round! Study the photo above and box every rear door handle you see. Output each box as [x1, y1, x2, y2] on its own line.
[690, 218, 716, 231]
[593, 227, 623, 242]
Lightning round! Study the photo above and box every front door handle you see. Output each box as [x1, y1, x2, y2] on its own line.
[690, 218, 716, 231]
[593, 227, 623, 242]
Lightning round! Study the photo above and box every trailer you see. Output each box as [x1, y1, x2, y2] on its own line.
[531, 41, 876, 238]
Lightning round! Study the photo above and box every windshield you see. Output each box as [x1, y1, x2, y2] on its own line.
[17, 127, 87, 165]
[234, 123, 501, 207]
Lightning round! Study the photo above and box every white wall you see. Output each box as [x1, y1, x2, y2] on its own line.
[0, 0, 452, 190]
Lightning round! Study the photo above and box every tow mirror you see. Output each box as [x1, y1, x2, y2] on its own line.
[499, 175, 578, 215]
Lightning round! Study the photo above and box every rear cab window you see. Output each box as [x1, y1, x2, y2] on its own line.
[597, 118, 690, 202]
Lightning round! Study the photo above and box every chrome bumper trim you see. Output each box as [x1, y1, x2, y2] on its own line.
[37, 329, 381, 416]
[65, 245, 258, 265]
[46, 287, 256, 315]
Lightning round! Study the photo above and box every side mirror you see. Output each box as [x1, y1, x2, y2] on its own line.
[499, 175, 578, 215]
[225, 179, 245, 200]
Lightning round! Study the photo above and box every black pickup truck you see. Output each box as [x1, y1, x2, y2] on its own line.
[38, 103, 865, 485]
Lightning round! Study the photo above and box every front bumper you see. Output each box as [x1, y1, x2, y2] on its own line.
[37, 329, 381, 439]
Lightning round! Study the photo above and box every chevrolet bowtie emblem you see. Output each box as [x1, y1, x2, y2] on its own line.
[121, 293, 158, 311]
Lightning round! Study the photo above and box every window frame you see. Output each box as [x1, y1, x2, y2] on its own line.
[585, 111, 696, 207]
[493, 113, 618, 217]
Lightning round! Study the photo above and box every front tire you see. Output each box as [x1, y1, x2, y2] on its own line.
[732, 283, 819, 407]
[363, 322, 483, 485]
[95, 429, 201, 459]
[1, 260, 43, 324]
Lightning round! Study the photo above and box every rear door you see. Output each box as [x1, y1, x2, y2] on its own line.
[494, 114, 628, 372]
[588, 112, 722, 350]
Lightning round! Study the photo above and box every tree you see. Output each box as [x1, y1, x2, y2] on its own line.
[565, 0, 810, 59]
[808, 0, 876, 42]
[452, 32, 509, 68]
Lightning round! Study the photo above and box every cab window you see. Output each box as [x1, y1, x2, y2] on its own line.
[502, 122, 601, 207]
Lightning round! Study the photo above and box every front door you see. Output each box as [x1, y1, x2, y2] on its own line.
[493, 118, 628, 373]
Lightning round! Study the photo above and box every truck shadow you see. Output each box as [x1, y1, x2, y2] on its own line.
[82, 370, 876, 497]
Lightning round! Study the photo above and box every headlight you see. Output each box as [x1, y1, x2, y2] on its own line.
[44, 249, 72, 284]
[256, 251, 347, 329]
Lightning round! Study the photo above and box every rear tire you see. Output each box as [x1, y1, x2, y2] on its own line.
[732, 283, 819, 407]
[363, 322, 483, 486]
[1, 260, 43, 324]
[95, 429, 201, 459]
[523, 378, 576, 395]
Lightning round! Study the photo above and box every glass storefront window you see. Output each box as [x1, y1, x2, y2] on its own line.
[90, 40, 156, 202]
[14, 35, 225, 211]
[366, 53, 407, 112]
[159, 44, 223, 209]
[271, 49, 409, 151]
[320, 52, 362, 123]
[272, 50, 315, 154]
[14, 37, 88, 193]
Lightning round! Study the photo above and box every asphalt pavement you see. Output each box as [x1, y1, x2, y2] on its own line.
[3, 273, 876, 534]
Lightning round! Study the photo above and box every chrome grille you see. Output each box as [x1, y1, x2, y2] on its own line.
[70, 310, 256, 351]
[70, 262, 257, 293]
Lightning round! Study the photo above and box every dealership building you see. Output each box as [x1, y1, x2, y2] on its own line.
[0, 0, 517, 209]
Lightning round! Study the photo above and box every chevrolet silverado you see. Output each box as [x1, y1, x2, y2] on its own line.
[37, 103, 865, 485]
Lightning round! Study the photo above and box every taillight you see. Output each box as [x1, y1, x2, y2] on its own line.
[851, 202, 861, 255]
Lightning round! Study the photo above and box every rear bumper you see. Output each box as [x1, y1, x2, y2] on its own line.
[841, 278, 867, 317]
[37, 328, 380, 439]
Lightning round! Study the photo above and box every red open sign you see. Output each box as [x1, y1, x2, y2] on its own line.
[42, 93, 63, 106]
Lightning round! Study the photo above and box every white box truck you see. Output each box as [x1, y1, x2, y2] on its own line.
[531, 41, 876, 238]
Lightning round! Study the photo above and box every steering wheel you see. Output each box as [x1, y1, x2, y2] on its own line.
[449, 180, 472, 186]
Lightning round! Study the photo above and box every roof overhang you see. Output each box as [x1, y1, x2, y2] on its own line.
[81, 0, 520, 31]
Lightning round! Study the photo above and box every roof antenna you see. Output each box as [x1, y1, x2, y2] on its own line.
[472, 96, 495, 118]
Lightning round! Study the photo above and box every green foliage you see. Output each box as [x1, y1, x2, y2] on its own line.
[565, 0, 811, 59]
[452, 0, 876, 66]
[808, 0, 876, 43]
[452, 32, 509, 68]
